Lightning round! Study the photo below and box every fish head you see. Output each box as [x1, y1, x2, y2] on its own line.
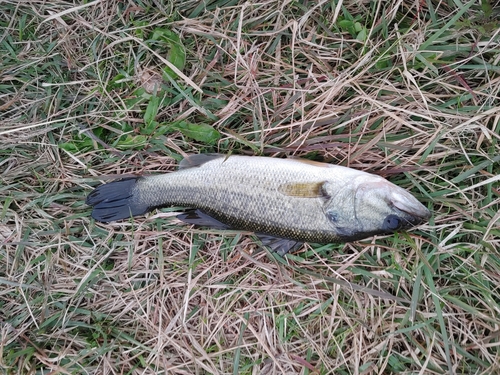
[323, 176, 431, 241]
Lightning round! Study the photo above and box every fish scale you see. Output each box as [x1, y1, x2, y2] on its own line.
[86, 154, 431, 252]
[132, 160, 332, 242]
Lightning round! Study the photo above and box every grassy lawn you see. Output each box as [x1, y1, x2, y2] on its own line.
[1, 0, 499, 374]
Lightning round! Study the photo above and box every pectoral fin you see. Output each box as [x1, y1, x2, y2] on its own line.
[278, 181, 327, 198]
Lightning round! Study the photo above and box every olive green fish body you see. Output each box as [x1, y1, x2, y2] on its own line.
[87, 154, 430, 247]
[132, 157, 344, 243]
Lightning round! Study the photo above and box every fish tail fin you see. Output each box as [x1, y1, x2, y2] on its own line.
[86, 177, 149, 223]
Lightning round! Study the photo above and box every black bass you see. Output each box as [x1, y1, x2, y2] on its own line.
[86, 154, 430, 255]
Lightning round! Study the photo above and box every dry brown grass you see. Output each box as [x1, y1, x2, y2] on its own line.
[1, 1, 500, 374]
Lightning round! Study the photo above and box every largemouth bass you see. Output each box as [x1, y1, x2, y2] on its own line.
[86, 154, 430, 255]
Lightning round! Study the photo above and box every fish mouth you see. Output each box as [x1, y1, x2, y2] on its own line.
[400, 211, 430, 228]
[392, 194, 431, 228]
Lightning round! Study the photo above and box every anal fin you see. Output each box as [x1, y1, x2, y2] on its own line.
[256, 234, 303, 256]
[177, 209, 231, 229]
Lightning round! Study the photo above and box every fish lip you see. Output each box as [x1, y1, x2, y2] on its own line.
[393, 205, 431, 228]
[391, 191, 431, 223]
[396, 204, 431, 218]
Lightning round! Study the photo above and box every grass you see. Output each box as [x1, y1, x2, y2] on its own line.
[1, 0, 500, 374]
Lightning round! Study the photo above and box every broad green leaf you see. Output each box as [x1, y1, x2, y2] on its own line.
[356, 28, 367, 42]
[168, 121, 220, 145]
[144, 95, 160, 127]
[115, 135, 148, 150]
[481, 0, 492, 17]
[338, 20, 356, 36]
[150, 28, 186, 79]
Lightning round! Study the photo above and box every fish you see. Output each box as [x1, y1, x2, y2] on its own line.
[86, 154, 431, 255]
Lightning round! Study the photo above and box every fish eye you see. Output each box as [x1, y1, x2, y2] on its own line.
[326, 211, 338, 223]
[383, 214, 401, 230]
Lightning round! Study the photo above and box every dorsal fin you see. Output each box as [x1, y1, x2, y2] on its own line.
[179, 154, 225, 169]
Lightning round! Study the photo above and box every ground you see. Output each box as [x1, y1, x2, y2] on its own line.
[1, 1, 500, 374]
